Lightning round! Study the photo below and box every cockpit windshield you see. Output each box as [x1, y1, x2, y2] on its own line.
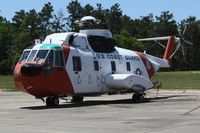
[27, 50, 37, 62]
[34, 50, 49, 62]
[19, 50, 49, 63]
[18, 50, 31, 62]
[18, 49, 64, 67]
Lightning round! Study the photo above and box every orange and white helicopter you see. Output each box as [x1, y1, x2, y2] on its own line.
[14, 16, 192, 106]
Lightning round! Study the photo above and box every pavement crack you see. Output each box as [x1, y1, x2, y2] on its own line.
[183, 104, 200, 115]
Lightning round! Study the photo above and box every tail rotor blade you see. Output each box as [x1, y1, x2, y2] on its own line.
[170, 42, 182, 59]
[184, 39, 193, 46]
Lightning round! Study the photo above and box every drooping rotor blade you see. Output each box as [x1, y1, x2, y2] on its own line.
[138, 36, 171, 41]
[183, 39, 193, 46]
[182, 25, 187, 35]
[181, 45, 186, 60]
[169, 41, 182, 59]
[178, 28, 182, 37]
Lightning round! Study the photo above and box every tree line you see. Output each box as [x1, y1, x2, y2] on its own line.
[0, 0, 200, 74]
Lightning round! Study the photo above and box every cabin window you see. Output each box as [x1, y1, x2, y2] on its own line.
[126, 62, 131, 71]
[27, 50, 37, 62]
[94, 61, 99, 71]
[111, 61, 116, 72]
[88, 35, 116, 53]
[19, 50, 31, 62]
[54, 50, 64, 67]
[72, 56, 82, 71]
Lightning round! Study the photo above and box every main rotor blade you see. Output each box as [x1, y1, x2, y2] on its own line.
[182, 25, 187, 35]
[181, 45, 185, 60]
[178, 28, 182, 37]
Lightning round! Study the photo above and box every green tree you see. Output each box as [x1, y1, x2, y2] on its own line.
[52, 9, 67, 32]
[66, 0, 83, 31]
[155, 11, 177, 36]
[107, 3, 122, 34]
[82, 4, 94, 16]
[38, 2, 54, 37]
[113, 30, 145, 51]
[0, 17, 15, 74]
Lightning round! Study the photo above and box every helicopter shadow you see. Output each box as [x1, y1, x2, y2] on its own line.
[20, 95, 189, 110]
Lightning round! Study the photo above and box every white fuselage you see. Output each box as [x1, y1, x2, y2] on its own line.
[14, 29, 169, 98]
[66, 46, 150, 94]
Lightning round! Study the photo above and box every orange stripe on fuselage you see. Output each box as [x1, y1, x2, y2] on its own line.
[136, 52, 155, 78]
[62, 44, 74, 94]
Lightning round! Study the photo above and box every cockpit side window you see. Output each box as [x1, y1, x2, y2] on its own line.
[45, 50, 53, 65]
[54, 50, 64, 67]
[27, 50, 37, 62]
[18, 50, 31, 63]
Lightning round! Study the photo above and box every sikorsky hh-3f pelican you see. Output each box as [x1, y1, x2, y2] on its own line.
[14, 16, 192, 106]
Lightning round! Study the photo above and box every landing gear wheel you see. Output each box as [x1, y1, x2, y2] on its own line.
[52, 96, 59, 106]
[138, 94, 144, 102]
[46, 96, 53, 106]
[132, 93, 145, 103]
[46, 96, 59, 107]
[72, 96, 84, 103]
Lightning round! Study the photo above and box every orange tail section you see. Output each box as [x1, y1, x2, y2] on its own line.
[163, 36, 175, 61]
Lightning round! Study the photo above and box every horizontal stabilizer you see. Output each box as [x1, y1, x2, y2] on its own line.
[138, 36, 171, 41]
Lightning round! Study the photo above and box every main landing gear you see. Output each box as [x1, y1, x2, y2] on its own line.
[45, 96, 84, 107]
[132, 93, 145, 103]
[46, 96, 59, 107]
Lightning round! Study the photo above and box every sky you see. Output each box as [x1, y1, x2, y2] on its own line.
[0, 0, 200, 22]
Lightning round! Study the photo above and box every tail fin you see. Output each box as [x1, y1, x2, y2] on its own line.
[163, 36, 175, 61]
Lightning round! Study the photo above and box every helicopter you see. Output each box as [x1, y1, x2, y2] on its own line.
[13, 16, 192, 106]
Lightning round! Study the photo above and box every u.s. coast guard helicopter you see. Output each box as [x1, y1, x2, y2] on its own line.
[14, 16, 192, 106]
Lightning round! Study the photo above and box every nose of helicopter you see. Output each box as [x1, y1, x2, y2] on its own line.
[14, 63, 47, 98]
[14, 62, 74, 98]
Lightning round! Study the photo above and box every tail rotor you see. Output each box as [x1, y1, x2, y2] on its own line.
[169, 25, 193, 59]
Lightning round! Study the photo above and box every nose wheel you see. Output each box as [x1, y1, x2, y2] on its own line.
[46, 96, 59, 107]
[132, 93, 145, 103]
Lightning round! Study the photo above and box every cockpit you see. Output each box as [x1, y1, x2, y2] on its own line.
[18, 49, 64, 67]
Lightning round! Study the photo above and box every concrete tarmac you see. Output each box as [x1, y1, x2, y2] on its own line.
[0, 90, 200, 133]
